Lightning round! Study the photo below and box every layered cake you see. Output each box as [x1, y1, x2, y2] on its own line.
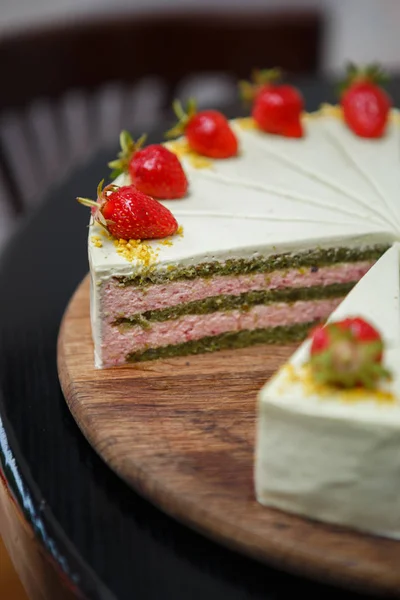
[80, 67, 400, 368]
[79, 66, 400, 537]
[255, 243, 400, 538]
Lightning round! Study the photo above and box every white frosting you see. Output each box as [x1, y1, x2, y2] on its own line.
[255, 243, 400, 538]
[88, 110, 400, 279]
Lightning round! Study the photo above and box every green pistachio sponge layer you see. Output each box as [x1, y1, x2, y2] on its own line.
[115, 281, 355, 329]
[115, 244, 389, 287]
[126, 321, 317, 362]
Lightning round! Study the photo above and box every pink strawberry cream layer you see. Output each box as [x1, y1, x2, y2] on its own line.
[101, 297, 341, 367]
[101, 261, 372, 321]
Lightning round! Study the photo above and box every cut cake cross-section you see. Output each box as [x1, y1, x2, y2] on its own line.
[89, 108, 400, 368]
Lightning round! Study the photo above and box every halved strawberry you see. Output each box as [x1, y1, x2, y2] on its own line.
[308, 316, 390, 389]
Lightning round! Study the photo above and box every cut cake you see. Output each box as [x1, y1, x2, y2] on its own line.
[88, 106, 399, 368]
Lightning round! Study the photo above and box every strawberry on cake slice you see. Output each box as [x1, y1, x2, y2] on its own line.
[78, 65, 400, 368]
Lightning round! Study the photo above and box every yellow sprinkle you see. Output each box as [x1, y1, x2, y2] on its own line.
[318, 103, 343, 119]
[188, 154, 213, 169]
[235, 117, 257, 130]
[308, 104, 399, 126]
[177, 225, 184, 237]
[90, 235, 103, 248]
[165, 138, 189, 158]
[99, 228, 113, 240]
[284, 363, 297, 383]
[282, 364, 395, 405]
[113, 237, 159, 265]
[391, 111, 400, 124]
[166, 138, 213, 169]
[303, 110, 320, 121]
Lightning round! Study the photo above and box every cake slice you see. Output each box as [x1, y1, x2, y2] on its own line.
[255, 243, 400, 538]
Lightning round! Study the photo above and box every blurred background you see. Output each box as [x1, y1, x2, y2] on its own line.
[4, 0, 400, 72]
[1, 0, 400, 252]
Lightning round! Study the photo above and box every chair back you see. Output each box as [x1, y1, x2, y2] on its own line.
[0, 10, 322, 215]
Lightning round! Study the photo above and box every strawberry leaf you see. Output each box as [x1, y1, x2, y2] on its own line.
[165, 98, 198, 139]
[108, 131, 147, 179]
[252, 67, 282, 85]
[337, 62, 390, 96]
[238, 67, 283, 104]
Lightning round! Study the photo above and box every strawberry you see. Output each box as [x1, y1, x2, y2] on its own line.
[108, 131, 188, 199]
[165, 99, 238, 159]
[308, 316, 390, 389]
[339, 63, 392, 138]
[77, 180, 178, 240]
[239, 68, 304, 138]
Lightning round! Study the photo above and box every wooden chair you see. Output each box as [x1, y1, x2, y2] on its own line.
[0, 9, 322, 216]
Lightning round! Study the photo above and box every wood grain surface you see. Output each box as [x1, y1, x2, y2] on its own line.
[0, 535, 28, 600]
[0, 471, 79, 600]
[57, 275, 400, 598]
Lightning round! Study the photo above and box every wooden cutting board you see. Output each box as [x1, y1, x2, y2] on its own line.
[57, 275, 400, 598]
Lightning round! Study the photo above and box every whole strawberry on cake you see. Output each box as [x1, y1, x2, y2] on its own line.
[78, 64, 400, 369]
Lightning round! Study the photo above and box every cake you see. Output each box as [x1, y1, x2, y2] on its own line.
[255, 242, 400, 538]
[76, 65, 399, 368]
[80, 66, 400, 538]
[86, 102, 400, 368]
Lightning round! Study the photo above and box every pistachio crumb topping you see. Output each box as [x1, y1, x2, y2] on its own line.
[391, 111, 400, 124]
[236, 117, 257, 130]
[282, 364, 395, 404]
[90, 235, 103, 248]
[99, 228, 114, 240]
[319, 103, 344, 119]
[114, 238, 159, 265]
[166, 139, 213, 169]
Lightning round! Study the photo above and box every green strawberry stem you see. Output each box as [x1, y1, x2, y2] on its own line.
[76, 197, 99, 209]
[309, 335, 391, 389]
[252, 67, 282, 85]
[76, 179, 106, 206]
[238, 67, 282, 103]
[108, 131, 147, 179]
[311, 357, 391, 389]
[338, 62, 389, 95]
[165, 98, 197, 139]
[76, 179, 118, 230]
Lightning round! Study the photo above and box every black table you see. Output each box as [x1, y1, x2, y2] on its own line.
[0, 77, 398, 600]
